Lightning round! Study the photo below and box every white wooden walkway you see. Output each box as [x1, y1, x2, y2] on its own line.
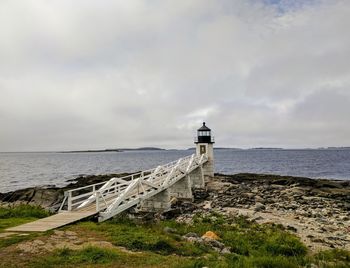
[6, 154, 207, 232]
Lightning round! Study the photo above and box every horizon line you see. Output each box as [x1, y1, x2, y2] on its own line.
[1, 146, 350, 154]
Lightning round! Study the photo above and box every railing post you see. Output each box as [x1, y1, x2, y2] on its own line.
[58, 195, 67, 212]
[68, 191, 72, 211]
[96, 192, 100, 212]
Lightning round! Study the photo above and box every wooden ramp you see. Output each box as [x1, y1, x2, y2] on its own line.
[6, 211, 97, 232]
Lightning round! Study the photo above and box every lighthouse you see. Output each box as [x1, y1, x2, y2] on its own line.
[195, 122, 214, 180]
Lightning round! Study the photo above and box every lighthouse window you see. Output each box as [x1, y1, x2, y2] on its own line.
[198, 131, 211, 136]
[199, 131, 209, 136]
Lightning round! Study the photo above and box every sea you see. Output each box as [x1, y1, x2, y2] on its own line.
[0, 149, 350, 193]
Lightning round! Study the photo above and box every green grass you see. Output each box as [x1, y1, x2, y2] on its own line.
[0, 204, 51, 249]
[29, 246, 206, 268]
[78, 217, 211, 256]
[313, 249, 350, 268]
[69, 213, 350, 268]
[0, 232, 39, 249]
[1, 206, 349, 268]
[31, 246, 119, 266]
[0, 204, 51, 233]
[71, 214, 311, 267]
[0, 204, 51, 219]
[0, 217, 37, 231]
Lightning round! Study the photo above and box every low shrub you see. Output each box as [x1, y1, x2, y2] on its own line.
[313, 249, 350, 268]
[244, 255, 299, 268]
[0, 204, 50, 219]
[264, 232, 307, 257]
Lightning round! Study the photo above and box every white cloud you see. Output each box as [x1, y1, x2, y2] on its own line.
[0, 0, 349, 151]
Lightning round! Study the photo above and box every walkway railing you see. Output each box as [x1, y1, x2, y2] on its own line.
[59, 153, 208, 221]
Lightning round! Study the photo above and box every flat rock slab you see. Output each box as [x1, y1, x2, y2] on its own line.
[6, 211, 97, 232]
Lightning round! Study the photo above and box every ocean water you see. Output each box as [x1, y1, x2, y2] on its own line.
[0, 149, 349, 193]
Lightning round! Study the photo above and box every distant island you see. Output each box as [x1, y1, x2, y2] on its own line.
[250, 147, 284, 150]
[60, 147, 165, 153]
[54, 146, 350, 154]
[118, 147, 165, 151]
[319, 147, 350, 150]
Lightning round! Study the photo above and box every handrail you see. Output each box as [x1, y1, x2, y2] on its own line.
[60, 153, 208, 213]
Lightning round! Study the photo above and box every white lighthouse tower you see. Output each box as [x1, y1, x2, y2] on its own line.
[195, 122, 214, 180]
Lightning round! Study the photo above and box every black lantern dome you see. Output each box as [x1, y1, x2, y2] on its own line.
[195, 122, 214, 143]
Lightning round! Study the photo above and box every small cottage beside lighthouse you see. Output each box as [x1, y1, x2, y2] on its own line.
[195, 122, 214, 180]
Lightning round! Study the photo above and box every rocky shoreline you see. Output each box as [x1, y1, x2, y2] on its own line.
[1, 173, 349, 252]
[191, 174, 350, 252]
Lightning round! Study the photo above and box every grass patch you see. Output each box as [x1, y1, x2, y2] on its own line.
[239, 255, 301, 268]
[0, 204, 51, 219]
[29, 246, 206, 268]
[264, 231, 307, 256]
[313, 249, 350, 268]
[30, 246, 118, 267]
[0, 217, 38, 231]
[78, 217, 211, 256]
[0, 232, 38, 249]
[71, 213, 312, 267]
[0, 204, 51, 249]
[1, 207, 349, 268]
[0, 204, 50, 231]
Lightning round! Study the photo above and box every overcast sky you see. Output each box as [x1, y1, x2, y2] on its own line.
[1, 0, 349, 151]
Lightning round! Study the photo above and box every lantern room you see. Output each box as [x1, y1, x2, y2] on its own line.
[195, 122, 214, 144]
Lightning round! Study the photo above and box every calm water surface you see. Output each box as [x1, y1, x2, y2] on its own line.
[0, 149, 349, 193]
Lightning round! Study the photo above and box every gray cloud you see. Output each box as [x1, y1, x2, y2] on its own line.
[0, 0, 349, 151]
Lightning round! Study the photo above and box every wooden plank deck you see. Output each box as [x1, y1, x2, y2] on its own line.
[6, 211, 98, 232]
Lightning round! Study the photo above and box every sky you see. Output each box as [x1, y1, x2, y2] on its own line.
[0, 0, 349, 151]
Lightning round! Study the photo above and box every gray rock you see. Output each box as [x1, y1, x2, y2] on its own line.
[203, 238, 225, 249]
[255, 196, 264, 203]
[286, 225, 297, 232]
[163, 227, 177, 234]
[185, 236, 201, 243]
[254, 203, 265, 212]
[221, 247, 231, 254]
[183, 232, 199, 238]
[338, 215, 349, 221]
